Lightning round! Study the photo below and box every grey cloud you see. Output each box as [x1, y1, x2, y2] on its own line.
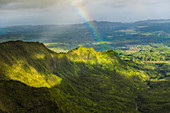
[0, 0, 170, 26]
[86, 0, 170, 8]
[1, 0, 170, 10]
[0, 0, 67, 9]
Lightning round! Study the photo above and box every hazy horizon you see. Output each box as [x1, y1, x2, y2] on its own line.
[0, 0, 170, 26]
[1, 18, 170, 27]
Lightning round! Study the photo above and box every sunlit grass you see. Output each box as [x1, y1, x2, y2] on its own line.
[34, 53, 45, 59]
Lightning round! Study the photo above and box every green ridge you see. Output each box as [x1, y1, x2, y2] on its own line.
[0, 41, 153, 113]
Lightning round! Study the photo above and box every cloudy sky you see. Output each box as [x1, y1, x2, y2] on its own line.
[0, 0, 170, 26]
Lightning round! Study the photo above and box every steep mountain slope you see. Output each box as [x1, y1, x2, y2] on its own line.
[0, 41, 149, 112]
[0, 41, 61, 87]
[137, 76, 170, 113]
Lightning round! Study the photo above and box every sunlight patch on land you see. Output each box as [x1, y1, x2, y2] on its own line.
[141, 32, 153, 36]
[4, 60, 62, 88]
[92, 41, 112, 45]
[116, 29, 138, 34]
[144, 61, 170, 64]
[137, 26, 148, 28]
[44, 42, 69, 46]
[49, 48, 69, 53]
[34, 54, 45, 59]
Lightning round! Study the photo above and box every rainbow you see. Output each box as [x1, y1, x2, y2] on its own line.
[70, 0, 103, 50]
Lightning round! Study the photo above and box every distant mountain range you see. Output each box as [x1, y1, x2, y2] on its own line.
[0, 19, 170, 52]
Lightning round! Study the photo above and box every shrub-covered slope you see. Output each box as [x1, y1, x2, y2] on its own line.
[0, 41, 62, 87]
[0, 41, 149, 113]
[137, 77, 170, 113]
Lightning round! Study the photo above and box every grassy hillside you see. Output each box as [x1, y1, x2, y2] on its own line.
[0, 41, 62, 87]
[0, 41, 169, 113]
